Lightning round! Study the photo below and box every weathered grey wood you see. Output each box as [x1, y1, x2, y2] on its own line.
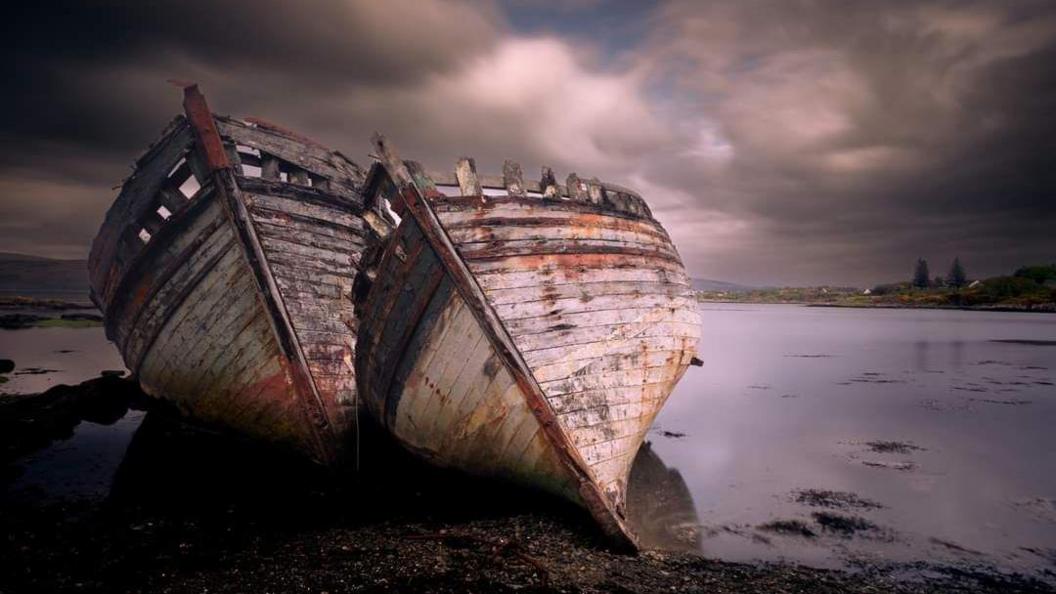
[88, 119, 194, 307]
[365, 135, 639, 551]
[425, 167, 643, 205]
[566, 173, 589, 202]
[447, 221, 674, 248]
[502, 160, 525, 197]
[587, 178, 606, 205]
[485, 280, 690, 306]
[216, 117, 364, 187]
[89, 86, 375, 466]
[429, 187, 699, 514]
[261, 154, 281, 179]
[158, 185, 190, 215]
[240, 173, 363, 209]
[289, 167, 310, 186]
[541, 166, 559, 198]
[141, 210, 166, 235]
[455, 157, 482, 196]
[455, 238, 680, 262]
[434, 195, 663, 225]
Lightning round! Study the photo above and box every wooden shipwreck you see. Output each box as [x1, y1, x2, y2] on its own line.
[354, 137, 701, 549]
[88, 86, 391, 464]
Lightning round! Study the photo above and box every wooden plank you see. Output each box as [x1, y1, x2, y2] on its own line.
[539, 365, 677, 397]
[88, 121, 194, 306]
[547, 382, 674, 415]
[502, 160, 525, 197]
[216, 117, 364, 187]
[540, 167, 559, 198]
[499, 293, 697, 323]
[532, 349, 688, 383]
[474, 266, 690, 293]
[182, 89, 338, 465]
[463, 243, 682, 264]
[566, 173, 589, 202]
[484, 280, 690, 306]
[503, 306, 701, 336]
[524, 335, 697, 368]
[370, 135, 638, 551]
[240, 178, 364, 215]
[456, 238, 681, 262]
[433, 196, 659, 225]
[443, 218, 673, 245]
[467, 252, 688, 278]
[513, 321, 700, 353]
[455, 157, 482, 196]
[261, 154, 281, 179]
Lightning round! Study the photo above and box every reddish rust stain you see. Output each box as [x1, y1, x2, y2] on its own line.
[181, 84, 230, 171]
[127, 275, 155, 316]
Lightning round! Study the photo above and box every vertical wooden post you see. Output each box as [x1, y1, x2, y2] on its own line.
[455, 157, 482, 196]
[502, 160, 525, 197]
[587, 177, 606, 206]
[566, 173, 589, 202]
[261, 155, 281, 180]
[541, 167, 559, 198]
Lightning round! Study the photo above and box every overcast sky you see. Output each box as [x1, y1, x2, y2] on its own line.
[3, 0, 1053, 286]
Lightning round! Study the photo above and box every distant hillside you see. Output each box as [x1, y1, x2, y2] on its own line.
[0, 252, 90, 301]
[691, 278, 756, 293]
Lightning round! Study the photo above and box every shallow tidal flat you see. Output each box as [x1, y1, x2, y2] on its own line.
[1, 303, 1054, 592]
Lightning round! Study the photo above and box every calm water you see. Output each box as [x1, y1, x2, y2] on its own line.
[2, 305, 1054, 579]
[648, 304, 1056, 575]
[0, 326, 125, 394]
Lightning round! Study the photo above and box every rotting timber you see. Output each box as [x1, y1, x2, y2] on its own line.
[88, 86, 392, 464]
[354, 136, 702, 550]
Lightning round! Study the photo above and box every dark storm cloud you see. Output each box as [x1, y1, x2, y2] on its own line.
[629, 0, 1056, 284]
[3, 0, 499, 163]
[1, 0, 1053, 283]
[2, 0, 502, 257]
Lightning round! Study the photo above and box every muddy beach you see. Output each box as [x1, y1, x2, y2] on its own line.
[0, 376, 1050, 593]
[3, 303, 1056, 592]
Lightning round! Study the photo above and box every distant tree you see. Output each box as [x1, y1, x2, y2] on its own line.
[933, 276, 945, 288]
[1014, 264, 1056, 285]
[912, 258, 930, 289]
[947, 257, 967, 288]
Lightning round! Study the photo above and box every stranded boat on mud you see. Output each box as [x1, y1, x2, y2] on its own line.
[353, 137, 701, 549]
[88, 86, 392, 464]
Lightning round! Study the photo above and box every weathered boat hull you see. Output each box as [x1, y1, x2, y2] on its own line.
[354, 139, 700, 548]
[88, 86, 389, 463]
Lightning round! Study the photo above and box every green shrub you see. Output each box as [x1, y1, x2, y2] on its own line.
[1013, 265, 1056, 285]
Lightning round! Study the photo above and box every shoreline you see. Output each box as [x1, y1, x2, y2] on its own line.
[2, 378, 1053, 593]
[697, 299, 1056, 314]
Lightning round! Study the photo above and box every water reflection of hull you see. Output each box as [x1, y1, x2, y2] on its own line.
[353, 138, 701, 550]
[88, 86, 392, 464]
[626, 442, 702, 551]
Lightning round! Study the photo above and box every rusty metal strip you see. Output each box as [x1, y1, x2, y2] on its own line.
[182, 85, 337, 465]
[370, 135, 638, 551]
